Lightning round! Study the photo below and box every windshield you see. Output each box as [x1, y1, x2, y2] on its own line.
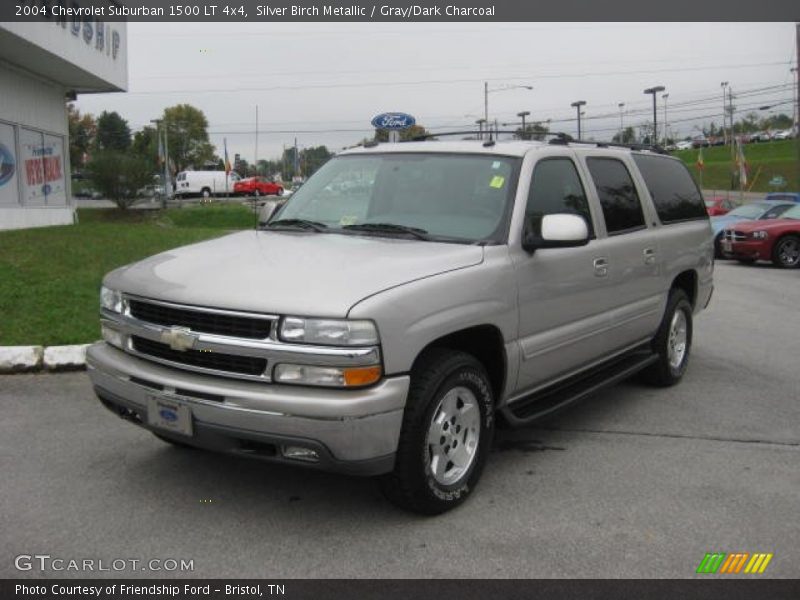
[727, 203, 769, 219]
[274, 153, 520, 243]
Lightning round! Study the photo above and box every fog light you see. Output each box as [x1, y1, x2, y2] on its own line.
[281, 445, 320, 462]
[101, 323, 124, 349]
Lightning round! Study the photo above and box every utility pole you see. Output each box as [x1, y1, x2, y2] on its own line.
[618, 103, 625, 141]
[662, 93, 669, 145]
[255, 105, 259, 176]
[720, 81, 729, 145]
[643, 86, 665, 144]
[517, 111, 530, 140]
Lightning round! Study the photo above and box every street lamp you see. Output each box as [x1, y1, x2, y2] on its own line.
[662, 93, 669, 145]
[517, 110, 531, 139]
[150, 118, 170, 205]
[571, 100, 586, 139]
[643, 86, 665, 144]
[484, 82, 533, 133]
[720, 81, 729, 145]
[618, 103, 625, 140]
[475, 118, 487, 140]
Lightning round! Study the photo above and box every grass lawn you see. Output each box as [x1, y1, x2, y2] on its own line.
[673, 140, 800, 193]
[0, 204, 256, 347]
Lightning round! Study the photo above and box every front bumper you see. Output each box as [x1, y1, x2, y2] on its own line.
[86, 343, 409, 476]
[727, 239, 770, 261]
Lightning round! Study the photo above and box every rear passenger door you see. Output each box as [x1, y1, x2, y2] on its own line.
[582, 156, 664, 351]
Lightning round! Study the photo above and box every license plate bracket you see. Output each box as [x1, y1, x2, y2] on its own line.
[146, 394, 194, 437]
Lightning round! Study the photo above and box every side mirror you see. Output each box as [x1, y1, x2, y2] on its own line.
[522, 213, 589, 253]
[258, 199, 286, 227]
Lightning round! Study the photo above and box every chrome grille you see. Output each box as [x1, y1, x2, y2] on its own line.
[131, 336, 268, 377]
[723, 230, 747, 242]
[128, 299, 273, 339]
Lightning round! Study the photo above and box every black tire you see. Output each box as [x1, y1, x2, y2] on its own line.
[277, 187, 284, 196]
[201, 188, 211, 199]
[771, 235, 800, 269]
[152, 432, 195, 449]
[253, 189, 261, 197]
[380, 349, 495, 515]
[640, 289, 693, 387]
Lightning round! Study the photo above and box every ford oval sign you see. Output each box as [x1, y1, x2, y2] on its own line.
[0, 143, 15, 187]
[371, 113, 416, 131]
[159, 409, 178, 422]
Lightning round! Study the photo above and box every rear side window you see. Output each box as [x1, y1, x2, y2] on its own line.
[586, 158, 645, 235]
[525, 158, 594, 237]
[632, 154, 707, 223]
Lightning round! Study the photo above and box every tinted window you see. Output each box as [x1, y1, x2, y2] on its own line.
[762, 204, 793, 220]
[525, 158, 593, 237]
[632, 154, 707, 223]
[586, 158, 645, 234]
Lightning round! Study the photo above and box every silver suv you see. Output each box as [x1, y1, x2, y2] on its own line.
[88, 139, 714, 514]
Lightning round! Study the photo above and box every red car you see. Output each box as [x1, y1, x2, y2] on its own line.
[233, 176, 284, 197]
[722, 203, 800, 268]
[705, 196, 735, 216]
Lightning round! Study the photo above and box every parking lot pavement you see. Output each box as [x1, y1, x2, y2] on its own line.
[1, 262, 798, 579]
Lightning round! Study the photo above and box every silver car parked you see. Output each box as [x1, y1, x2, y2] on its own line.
[88, 138, 714, 514]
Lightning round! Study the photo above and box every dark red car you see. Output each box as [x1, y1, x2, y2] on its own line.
[705, 196, 735, 216]
[722, 203, 800, 268]
[233, 177, 284, 197]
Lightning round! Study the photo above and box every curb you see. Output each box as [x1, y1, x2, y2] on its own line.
[0, 344, 91, 374]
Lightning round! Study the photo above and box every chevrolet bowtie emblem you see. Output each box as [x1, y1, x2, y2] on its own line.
[160, 326, 197, 352]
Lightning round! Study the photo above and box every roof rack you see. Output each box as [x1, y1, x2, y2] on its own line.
[382, 130, 667, 154]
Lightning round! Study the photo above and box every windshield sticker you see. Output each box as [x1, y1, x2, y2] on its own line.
[489, 175, 505, 189]
[339, 215, 359, 226]
[492, 161, 502, 169]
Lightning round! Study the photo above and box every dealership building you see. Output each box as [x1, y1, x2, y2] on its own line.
[0, 19, 127, 230]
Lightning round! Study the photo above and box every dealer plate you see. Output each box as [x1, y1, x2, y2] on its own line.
[146, 394, 193, 437]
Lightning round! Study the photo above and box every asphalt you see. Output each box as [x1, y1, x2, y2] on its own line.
[1, 262, 798, 579]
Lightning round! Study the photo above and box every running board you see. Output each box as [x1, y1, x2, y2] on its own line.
[502, 350, 659, 426]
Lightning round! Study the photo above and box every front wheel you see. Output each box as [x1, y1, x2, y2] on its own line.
[276, 187, 284, 196]
[253, 189, 261, 198]
[772, 235, 800, 268]
[380, 349, 494, 515]
[640, 289, 693, 387]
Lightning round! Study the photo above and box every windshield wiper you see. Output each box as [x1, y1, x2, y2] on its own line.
[342, 222, 432, 240]
[265, 218, 328, 232]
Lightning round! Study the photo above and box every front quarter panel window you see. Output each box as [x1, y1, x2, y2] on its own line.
[525, 158, 594, 238]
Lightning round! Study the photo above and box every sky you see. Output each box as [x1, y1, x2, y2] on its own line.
[75, 22, 798, 165]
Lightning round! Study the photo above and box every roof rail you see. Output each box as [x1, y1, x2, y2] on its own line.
[403, 130, 572, 142]
[548, 134, 668, 154]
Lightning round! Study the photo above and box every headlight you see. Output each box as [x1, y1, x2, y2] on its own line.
[273, 364, 382, 387]
[100, 286, 122, 313]
[279, 317, 379, 346]
[751, 231, 768, 240]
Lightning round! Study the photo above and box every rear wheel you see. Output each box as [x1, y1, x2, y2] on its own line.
[640, 289, 693, 387]
[771, 235, 800, 268]
[201, 188, 211, 200]
[380, 349, 494, 515]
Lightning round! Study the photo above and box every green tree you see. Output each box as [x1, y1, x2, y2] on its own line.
[516, 121, 550, 141]
[162, 104, 215, 171]
[612, 126, 636, 144]
[67, 103, 96, 171]
[374, 124, 429, 143]
[86, 150, 154, 209]
[132, 126, 158, 163]
[95, 111, 131, 152]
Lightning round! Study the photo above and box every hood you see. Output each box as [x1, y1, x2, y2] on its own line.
[105, 230, 484, 317]
[711, 214, 749, 233]
[728, 218, 798, 233]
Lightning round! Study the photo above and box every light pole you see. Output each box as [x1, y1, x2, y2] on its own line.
[662, 93, 669, 145]
[517, 110, 530, 139]
[643, 86, 665, 144]
[720, 81, 729, 145]
[150, 118, 170, 206]
[618, 103, 625, 141]
[571, 100, 586, 139]
[484, 82, 533, 134]
[475, 118, 486, 140]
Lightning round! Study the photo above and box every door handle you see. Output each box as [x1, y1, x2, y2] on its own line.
[593, 257, 608, 277]
[643, 248, 656, 265]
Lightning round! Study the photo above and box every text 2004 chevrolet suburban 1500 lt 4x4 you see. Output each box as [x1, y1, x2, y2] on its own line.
[88, 138, 714, 514]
